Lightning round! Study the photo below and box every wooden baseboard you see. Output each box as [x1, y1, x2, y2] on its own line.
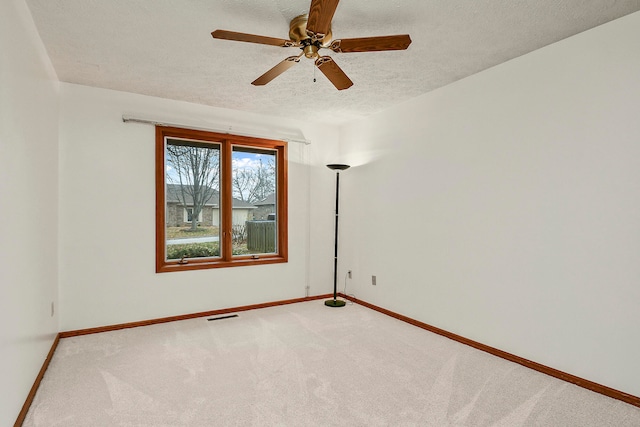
[60, 294, 332, 338]
[339, 293, 640, 408]
[14, 333, 61, 427]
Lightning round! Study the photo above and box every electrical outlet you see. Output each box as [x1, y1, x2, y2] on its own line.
[348, 270, 352, 279]
[51, 302, 54, 317]
[372, 275, 377, 286]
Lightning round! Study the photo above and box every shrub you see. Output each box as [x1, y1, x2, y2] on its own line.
[167, 242, 252, 259]
[167, 242, 219, 259]
[232, 245, 251, 256]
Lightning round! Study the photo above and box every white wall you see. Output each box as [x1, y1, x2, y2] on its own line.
[58, 84, 339, 331]
[339, 12, 640, 397]
[0, 0, 60, 424]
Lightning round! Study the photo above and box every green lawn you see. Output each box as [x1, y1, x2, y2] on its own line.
[166, 226, 219, 239]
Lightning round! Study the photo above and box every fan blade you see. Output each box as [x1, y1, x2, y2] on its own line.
[307, 0, 339, 39]
[315, 56, 353, 90]
[212, 30, 298, 47]
[330, 35, 412, 53]
[252, 55, 302, 86]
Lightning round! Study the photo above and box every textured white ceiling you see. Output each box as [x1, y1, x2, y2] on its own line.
[25, 0, 640, 124]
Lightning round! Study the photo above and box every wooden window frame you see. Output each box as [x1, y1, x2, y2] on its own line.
[156, 126, 288, 273]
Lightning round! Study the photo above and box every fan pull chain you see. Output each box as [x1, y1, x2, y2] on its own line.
[313, 64, 316, 83]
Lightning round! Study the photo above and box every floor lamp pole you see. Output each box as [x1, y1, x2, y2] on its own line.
[325, 164, 350, 308]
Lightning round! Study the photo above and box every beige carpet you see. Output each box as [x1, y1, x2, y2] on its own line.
[24, 300, 640, 426]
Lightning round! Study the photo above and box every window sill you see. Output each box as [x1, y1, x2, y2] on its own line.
[156, 255, 287, 273]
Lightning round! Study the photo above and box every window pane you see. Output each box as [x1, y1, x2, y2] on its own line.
[165, 139, 221, 260]
[231, 146, 277, 256]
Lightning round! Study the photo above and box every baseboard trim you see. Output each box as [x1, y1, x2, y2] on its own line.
[14, 333, 61, 427]
[339, 293, 640, 408]
[60, 294, 332, 338]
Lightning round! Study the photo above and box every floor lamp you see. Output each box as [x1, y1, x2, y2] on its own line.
[325, 163, 350, 307]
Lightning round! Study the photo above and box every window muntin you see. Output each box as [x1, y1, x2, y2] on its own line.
[156, 127, 287, 272]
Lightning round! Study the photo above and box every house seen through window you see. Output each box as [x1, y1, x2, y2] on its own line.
[156, 126, 287, 272]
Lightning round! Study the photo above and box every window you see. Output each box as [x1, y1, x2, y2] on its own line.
[184, 207, 203, 223]
[156, 126, 287, 272]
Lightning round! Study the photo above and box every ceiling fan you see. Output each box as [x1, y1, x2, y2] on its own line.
[211, 0, 412, 90]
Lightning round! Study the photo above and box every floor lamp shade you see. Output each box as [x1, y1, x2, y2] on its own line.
[325, 164, 350, 307]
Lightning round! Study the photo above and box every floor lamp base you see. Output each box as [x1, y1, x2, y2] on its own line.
[324, 299, 346, 308]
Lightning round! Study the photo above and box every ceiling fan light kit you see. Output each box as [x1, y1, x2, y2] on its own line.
[211, 0, 411, 90]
